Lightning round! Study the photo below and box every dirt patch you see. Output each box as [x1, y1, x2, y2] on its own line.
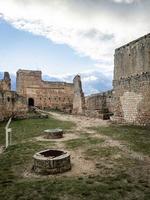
[50, 112, 109, 130]
[35, 133, 80, 142]
[29, 109, 150, 179]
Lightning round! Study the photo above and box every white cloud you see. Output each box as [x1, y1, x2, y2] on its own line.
[112, 0, 140, 3]
[0, 0, 149, 75]
[42, 70, 113, 95]
[82, 75, 98, 82]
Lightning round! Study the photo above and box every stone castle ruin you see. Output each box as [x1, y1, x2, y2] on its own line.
[16, 69, 74, 113]
[0, 33, 150, 125]
[0, 70, 84, 120]
[113, 33, 150, 125]
[0, 72, 27, 121]
[85, 33, 150, 126]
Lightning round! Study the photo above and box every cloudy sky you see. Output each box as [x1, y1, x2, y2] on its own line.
[0, 0, 149, 94]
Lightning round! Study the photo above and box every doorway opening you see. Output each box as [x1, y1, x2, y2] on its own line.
[28, 98, 34, 107]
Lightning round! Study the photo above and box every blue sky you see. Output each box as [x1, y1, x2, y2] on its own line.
[0, 0, 149, 94]
[0, 19, 113, 95]
[0, 19, 96, 75]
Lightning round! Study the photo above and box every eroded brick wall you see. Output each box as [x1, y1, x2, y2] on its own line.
[0, 91, 28, 121]
[17, 69, 74, 112]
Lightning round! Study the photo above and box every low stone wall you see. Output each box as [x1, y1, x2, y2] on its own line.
[0, 90, 28, 121]
[84, 109, 110, 119]
[85, 90, 113, 119]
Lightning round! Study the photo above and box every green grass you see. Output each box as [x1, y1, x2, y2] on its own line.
[85, 146, 121, 158]
[0, 142, 55, 184]
[0, 117, 150, 200]
[64, 137, 104, 150]
[91, 125, 150, 155]
[0, 116, 75, 145]
[0, 170, 149, 200]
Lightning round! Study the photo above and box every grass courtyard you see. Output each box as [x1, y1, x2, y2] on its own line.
[0, 114, 149, 200]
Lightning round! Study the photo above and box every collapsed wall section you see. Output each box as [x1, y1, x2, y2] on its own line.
[85, 90, 113, 119]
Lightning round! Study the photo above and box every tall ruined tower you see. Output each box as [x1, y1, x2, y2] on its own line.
[72, 75, 85, 114]
[16, 69, 42, 96]
[113, 33, 150, 125]
[0, 72, 11, 91]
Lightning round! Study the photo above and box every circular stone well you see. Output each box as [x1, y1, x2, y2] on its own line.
[44, 128, 63, 139]
[33, 149, 71, 174]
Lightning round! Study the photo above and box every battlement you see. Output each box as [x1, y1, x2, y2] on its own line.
[114, 33, 150, 80]
[17, 69, 42, 79]
[43, 80, 73, 87]
[17, 69, 73, 86]
[17, 69, 42, 74]
[115, 33, 150, 52]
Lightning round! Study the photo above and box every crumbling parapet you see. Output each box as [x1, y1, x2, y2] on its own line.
[72, 75, 85, 114]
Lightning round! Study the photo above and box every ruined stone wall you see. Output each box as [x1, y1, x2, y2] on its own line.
[113, 33, 150, 125]
[0, 91, 28, 121]
[0, 72, 28, 121]
[114, 34, 150, 80]
[17, 69, 74, 112]
[113, 73, 150, 125]
[72, 75, 85, 114]
[85, 90, 113, 119]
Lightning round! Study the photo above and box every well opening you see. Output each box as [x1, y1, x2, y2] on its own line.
[40, 149, 64, 158]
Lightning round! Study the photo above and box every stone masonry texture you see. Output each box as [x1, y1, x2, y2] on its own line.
[72, 75, 85, 114]
[16, 69, 74, 113]
[113, 33, 150, 125]
[0, 72, 28, 121]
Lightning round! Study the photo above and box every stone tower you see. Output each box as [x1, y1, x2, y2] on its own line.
[0, 72, 11, 91]
[113, 33, 150, 125]
[4, 72, 11, 90]
[72, 75, 85, 114]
